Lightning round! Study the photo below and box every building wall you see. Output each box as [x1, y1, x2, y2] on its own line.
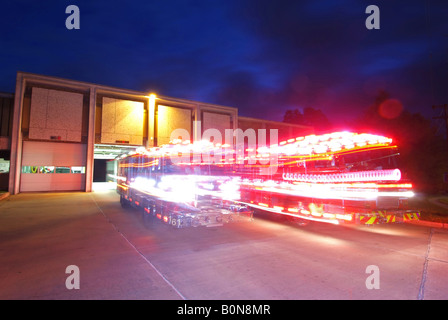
[0, 93, 13, 152]
[101, 97, 144, 145]
[29, 87, 84, 142]
[8, 72, 314, 194]
[0, 93, 14, 191]
[201, 111, 232, 144]
[8, 72, 239, 194]
[156, 104, 192, 145]
[238, 116, 314, 145]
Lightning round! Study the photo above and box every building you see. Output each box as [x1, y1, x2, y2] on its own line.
[2, 72, 312, 194]
[0, 92, 14, 191]
[238, 116, 314, 145]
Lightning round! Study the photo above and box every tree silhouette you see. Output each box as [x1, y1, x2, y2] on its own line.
[281, 93, 448, 193]
[283, 107, 332, 133]
[355, 90, 448, 193]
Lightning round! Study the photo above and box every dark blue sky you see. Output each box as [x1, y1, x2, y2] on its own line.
[1, 0, 447, 127]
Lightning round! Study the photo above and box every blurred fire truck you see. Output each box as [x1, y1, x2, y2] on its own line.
[116, 131, 420, 227]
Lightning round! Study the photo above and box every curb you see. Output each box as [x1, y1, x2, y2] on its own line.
[404, 219, 448, 229]
[0, 192, 10, 201]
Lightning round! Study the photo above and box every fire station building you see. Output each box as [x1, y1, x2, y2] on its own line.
[0, 72, 312, 194]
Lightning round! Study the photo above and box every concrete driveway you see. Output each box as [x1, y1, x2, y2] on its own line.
[0, 191, 181, 299]
[1, 190, 447, 300]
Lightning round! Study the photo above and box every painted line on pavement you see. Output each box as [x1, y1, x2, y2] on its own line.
[90, 194, 187, 300]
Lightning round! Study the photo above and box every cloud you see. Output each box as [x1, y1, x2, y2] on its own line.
[0, 0, 447, 128]
[207, 0, 448, 125]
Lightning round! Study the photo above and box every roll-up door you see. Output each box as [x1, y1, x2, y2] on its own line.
[20, 141, 87, 192]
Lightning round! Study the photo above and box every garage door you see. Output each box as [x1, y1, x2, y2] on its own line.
[20, 141, 87, 192]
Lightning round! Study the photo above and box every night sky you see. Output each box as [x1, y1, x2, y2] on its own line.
[1, 0, 447, 128]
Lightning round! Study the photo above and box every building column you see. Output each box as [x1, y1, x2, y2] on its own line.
[9, 73, 25, 195]
[85, 87, 96, 192]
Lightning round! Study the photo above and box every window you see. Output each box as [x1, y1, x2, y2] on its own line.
[0, 159, 9, 173]
[71, 167, 85, 174]
[22, 166, 85, 174]
[55, 167, 71, 173]
[41, 166, 55, 174]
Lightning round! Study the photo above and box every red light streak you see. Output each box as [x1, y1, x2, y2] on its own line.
[116, 131, 418, 226]
[282, 169, 401, 183]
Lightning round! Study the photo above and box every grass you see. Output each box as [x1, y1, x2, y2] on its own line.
[437, 198, 448, 206]
[408, 194, 448, 223]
